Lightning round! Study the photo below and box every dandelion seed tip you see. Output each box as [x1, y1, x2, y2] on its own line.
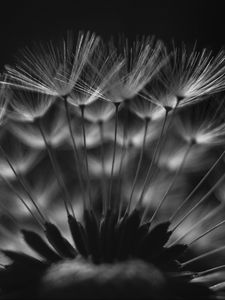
[176, 95, 185, 103]
[164, 105, 173, 113]
[189, 138, 197, 146]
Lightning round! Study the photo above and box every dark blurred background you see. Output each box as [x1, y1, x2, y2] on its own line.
[0, 0, 224, 68]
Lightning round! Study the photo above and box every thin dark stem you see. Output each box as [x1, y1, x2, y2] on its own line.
[169, 204, 222, 246]
[172, 172, 225, 232]
[128, 118, 149, 213]
[170, 149, 225, 222]
[117, 101, 129, 218]
[197, 265, 225, 276]
[98, 121, 107, 215]
[117, 146, 129, 219]
[181, 245, 225, 268]
[108, 102, 120, 209]
[0, 197, 19, 226]
[0, 175, 44, 229]
[150, 141, 194, 223]
[149, 103, 179, 184]
[36, 118, 72, 217]
[137, 110, 169, 207]
[80, 105, 92, 209]
[0, 146, 46, 225]
[188, 219, 225, 246]
[64, 97, 87, 209]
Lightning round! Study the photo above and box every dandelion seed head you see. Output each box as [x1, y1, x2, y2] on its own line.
[0, 31, 225, 299]
[68, 40, 125, 106]
[158, 46, 225, 105]
[102, 37, 165, 103]
[3, 31, 100, 97]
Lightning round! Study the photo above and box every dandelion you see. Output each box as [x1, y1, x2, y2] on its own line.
[100, 37, 165, 206]
[104, 36, 165, 103]
[3, 31, 100, 97]
[1, 32, 225, 300]
[169, 46, 225, 104]
[141, 45, 225, 109]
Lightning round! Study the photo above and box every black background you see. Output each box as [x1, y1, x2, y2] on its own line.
[0, 1, 224, 68]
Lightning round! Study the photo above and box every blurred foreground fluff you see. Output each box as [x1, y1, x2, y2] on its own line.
[1, 32, 225, 299]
